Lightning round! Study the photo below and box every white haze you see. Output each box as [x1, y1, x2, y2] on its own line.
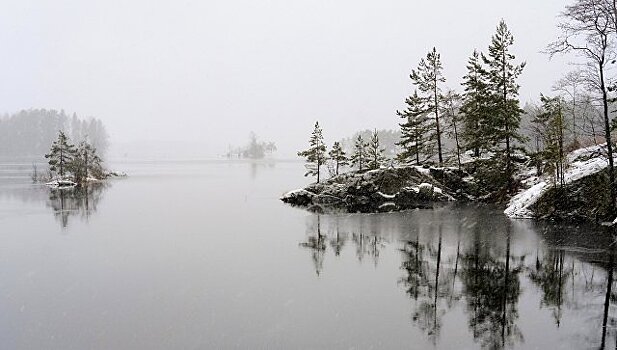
[1, 0, 569, 159]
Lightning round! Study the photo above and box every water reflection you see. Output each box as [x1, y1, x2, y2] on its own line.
[528, 248, 571, 326]
[462, 223, 524, 349]
[46, 183, 108, 228]
[248, 160, 275, 180]
[299, 215, 327, 275]
[299, 208, 617, 349]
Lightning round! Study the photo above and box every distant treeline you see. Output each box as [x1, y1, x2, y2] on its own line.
[0, 109, 109, 158]
[340, 129, 401, 157]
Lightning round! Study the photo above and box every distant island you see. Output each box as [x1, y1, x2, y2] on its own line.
[284, 15, 617, 226]
[225, 132, 276, 159]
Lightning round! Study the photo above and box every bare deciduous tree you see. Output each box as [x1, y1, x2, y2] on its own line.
[548, 0, 617, 216]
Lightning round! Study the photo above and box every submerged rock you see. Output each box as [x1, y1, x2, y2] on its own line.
[281, 166, 470, 213]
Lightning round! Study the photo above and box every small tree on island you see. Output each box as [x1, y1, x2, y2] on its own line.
[367, 129, 386, 170]
[350, 135, 368, 171]
[71, 141, 104, 184]
[45, 131, 77, 179]
[298, 121, 328, 183]
[397, 90, 434, 165]
[328, 141, 348, 176]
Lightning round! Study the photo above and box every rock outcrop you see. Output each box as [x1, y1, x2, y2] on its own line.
[281, 166, 477, 213]
[504, 144, 616, 223]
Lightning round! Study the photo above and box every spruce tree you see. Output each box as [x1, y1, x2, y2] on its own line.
[298, 121, 328, 183]
[350, 135, 368, 171]
[410, 47, 446, 166]
[460, 50, 491, 157]
[367, 129, 386, 170]
[71, 141, 104, 184]
[482, 20, 526, 191]
[45, 131, 76, 179]
[328, 141, 348, 175]
[397, 90, 434, 165]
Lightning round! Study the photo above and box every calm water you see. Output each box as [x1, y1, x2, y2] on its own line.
[0, 160, 616, 349]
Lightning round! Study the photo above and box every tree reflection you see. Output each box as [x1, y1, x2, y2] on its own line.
[528, 249, 572, 326]
[299, 215, 326, 275]
[601, 246, 615, 350]
[460, 222, 523, 349]
[399, 224, 457, 345]
[46, 183, 108, 228]
[329, 226, 346, 257]
[300, 215, 386, 275]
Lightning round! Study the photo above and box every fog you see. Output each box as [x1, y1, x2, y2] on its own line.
[1, 0, 569, 158]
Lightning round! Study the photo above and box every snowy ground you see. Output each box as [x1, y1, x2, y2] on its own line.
[504, 144, 614, 219]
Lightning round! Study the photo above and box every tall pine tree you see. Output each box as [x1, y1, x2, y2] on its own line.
[298, 121, 328, 183]
[397, 90, 434, 165]
[483, 20, 526, 192]
[328, 141, 348, 175]
[460, 50, 491, 157]
[410, 47, 446, 166]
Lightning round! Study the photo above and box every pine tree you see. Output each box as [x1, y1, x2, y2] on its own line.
[45, 131, 76, 179]
[350, 135, 368, 171]
[460, 50, 491, 157]
[298, 121, 328, 183]
[410, 47, 446, 166]
[396, 90, 434, 165]
[367, 129, 386, 170]
[328, 141, 348, 175]
[71, 141, 104, 184]
[482, 20, 526, 191]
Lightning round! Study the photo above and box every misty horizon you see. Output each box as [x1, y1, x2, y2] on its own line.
[2, 0, 571, 157]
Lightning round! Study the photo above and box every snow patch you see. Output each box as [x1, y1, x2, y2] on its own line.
[413, 166, 431, 175]
[379, 202, 396, 209]
[504, 181, 547, 219]
[505, 147, 615, 219]
[377, 191, 396, 199]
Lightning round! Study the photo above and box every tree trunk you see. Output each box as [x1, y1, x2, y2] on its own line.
[434, 79, 443, 166]
[503, 52, 512, 193]
[453, 117, 462, 169]
[600, 61, 616, 216]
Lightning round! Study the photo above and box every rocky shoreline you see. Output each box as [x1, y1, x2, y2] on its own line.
[281, 165, 478, 213]
[282, 144, 617, 224]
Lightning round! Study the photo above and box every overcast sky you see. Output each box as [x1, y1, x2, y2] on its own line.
[1, 0, 571, 157]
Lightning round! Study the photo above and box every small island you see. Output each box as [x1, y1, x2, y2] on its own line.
[39, 130, 121, 188]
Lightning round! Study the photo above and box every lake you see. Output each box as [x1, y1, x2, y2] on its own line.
[0, 159, 615, 349]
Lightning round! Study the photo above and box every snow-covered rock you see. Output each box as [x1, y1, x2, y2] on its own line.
[281, 165, 469, 213]
[505, 144, 616, 221]
[45, 179, 77, 188]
